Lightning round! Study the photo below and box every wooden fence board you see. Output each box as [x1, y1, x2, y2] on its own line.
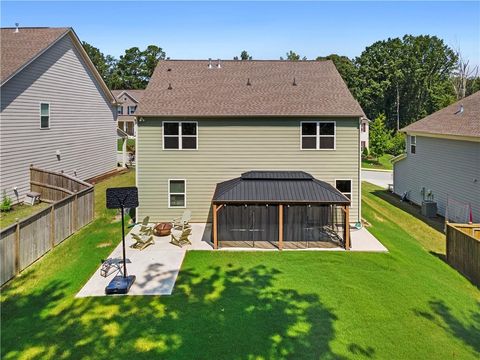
[446, 223, 480, 286]
[0, 167, 95, 286]
[19, 208, 51, 270]
[0, 226, 17, 285]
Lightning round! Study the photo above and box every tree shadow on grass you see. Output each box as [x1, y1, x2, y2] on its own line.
[414, 299, 480, 355]
[2, 264, 352, 359]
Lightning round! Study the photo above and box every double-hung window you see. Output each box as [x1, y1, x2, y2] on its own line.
[335, 180, 352, 200]
[117, 106, 123, 115]
[163, 121, 198, 150]
[128, 105, 136, 115]
[40, 103, 50, 129]
[168, 180, 186, 208]
[410, 135, 416, 154]
[301, 121, 335, 150]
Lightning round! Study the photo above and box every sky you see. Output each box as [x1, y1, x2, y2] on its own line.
[1, 1, 479, 66]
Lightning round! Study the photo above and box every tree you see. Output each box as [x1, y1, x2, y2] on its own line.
[369, 114, 391, 159]
[355, 35, 457, 130]
[451, 47, 479, 100]
[281, 51, 306, 61]
[316, 54, 358, 94]
[82, 41, 111, 82]
[110, 45, 166, 89]
[240, 50, 252, 60]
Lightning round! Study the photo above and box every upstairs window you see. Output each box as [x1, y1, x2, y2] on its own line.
[301, 121, 335, 150]
[117, 106, 123, 115]
[361, 122, 366, 132]
[168, 179, 186, 208]
[128, 105, 137, 115]
[410, 135, 416, 154]
[335, 179, 352, 200]
[163, 121, 198, 150]
[40, 103, 50, 129]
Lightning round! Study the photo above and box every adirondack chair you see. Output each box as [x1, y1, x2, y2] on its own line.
[138, 216, 153, 236]
[172, 210, 192, 230]
[170, 228, 192, 248]
[130, 233, 154, 250]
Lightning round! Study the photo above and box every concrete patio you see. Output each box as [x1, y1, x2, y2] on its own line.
[76, 223, 387, 297]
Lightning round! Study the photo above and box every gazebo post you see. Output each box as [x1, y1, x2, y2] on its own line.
[278, 204, 284, 250]
[345, 205, 350, 250]
[213, 204, 218, 249]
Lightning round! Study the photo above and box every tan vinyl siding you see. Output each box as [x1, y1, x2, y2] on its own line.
[0, 35, 116, 204]
[394, 135, 480, 222]
[137, 117, 360, 223]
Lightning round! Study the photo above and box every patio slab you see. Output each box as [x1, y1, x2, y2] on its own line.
[76, 223, 387, 297]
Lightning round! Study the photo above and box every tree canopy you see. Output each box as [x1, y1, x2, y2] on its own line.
[82, 42, 166, 89]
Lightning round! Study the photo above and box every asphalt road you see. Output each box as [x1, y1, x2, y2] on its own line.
[361, 169, 393, 189]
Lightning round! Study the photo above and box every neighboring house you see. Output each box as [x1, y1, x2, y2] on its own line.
[393, 91, 480, 222]
[113, 89, 144, 137]
[0, 27, 117, 204]
[360, 117, 369, 152]
[135, 59, 365, 238]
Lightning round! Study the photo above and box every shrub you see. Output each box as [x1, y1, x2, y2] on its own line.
[0, 190, 12, 212]
[387, 132, 406, 156]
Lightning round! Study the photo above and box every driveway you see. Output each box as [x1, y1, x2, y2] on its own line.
[362, 169, 393, 189]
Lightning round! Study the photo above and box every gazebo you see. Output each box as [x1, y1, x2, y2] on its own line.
[211, 171, 351, 250]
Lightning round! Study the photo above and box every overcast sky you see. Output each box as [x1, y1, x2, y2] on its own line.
[2, 1, 479, 66]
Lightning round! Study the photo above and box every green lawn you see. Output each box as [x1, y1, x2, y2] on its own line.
[1, 179, 479, 359]
[117, 138, 135, 152]
[0, 202, 50, 230]
[362, 154, 394, 170]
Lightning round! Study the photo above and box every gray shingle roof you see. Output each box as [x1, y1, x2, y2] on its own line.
[401, 91, 480, 138]
[212, 171, 350, 204]
[137, 60, 365, 118]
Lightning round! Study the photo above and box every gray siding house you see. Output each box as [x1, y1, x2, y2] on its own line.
[393, 91, 480, 222]
[135, 60, 365, 226]
[0, 27, 117, 204]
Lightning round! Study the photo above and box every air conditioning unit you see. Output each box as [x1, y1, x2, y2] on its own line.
[421, 200, 437, 218]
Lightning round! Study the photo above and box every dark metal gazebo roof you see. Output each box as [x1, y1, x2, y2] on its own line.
[212, 171, 350, 205]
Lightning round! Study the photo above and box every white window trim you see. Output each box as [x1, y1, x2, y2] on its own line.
[39, 102, 50, 129]
[168, 179, 187, 208]
[335, 179, 352, 200]
[162, 121, 198, 151]
[410, 135, 416, 154]
[300, 121, 336, 151]
[128, 105, 136, 115]
[117, 105, 124, 115]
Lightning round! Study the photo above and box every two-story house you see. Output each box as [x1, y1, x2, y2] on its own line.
[393, 91, 480, 222]
[135, 60, 365, 249]
[0, 27, 117, 204]
[113, 89, 144, 137]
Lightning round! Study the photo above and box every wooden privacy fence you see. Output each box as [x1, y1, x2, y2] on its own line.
[0, 167, 94, 286]
[446, 223, 480, 287]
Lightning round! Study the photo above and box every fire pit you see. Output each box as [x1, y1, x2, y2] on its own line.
[153, 222, 173, 237]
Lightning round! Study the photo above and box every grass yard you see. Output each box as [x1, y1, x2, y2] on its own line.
[117, 138, 135, 152]
[1, 178, 479, 359]
[362, 154, 394, 170]
[0, 202, 50, 230]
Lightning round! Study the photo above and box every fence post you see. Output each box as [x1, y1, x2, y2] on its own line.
[15, 218, 20, 274]
[50, 204, 55, 248]
[72, 190, 78, 232]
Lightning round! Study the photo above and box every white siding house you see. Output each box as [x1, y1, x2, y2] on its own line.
[0, 27, 117, 204]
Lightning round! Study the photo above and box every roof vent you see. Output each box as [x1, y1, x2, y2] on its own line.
[247, 78, 251, 86]
[14, 23, 19, 33]
[167, 83, 172, 90]
[217, 59, 221, 69]
[208, 58, 213, 69]
[292, 77, 297, 86]
[167, 68, 172, 72]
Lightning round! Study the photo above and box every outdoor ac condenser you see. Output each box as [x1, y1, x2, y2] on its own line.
[421, 201, 438, 218]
